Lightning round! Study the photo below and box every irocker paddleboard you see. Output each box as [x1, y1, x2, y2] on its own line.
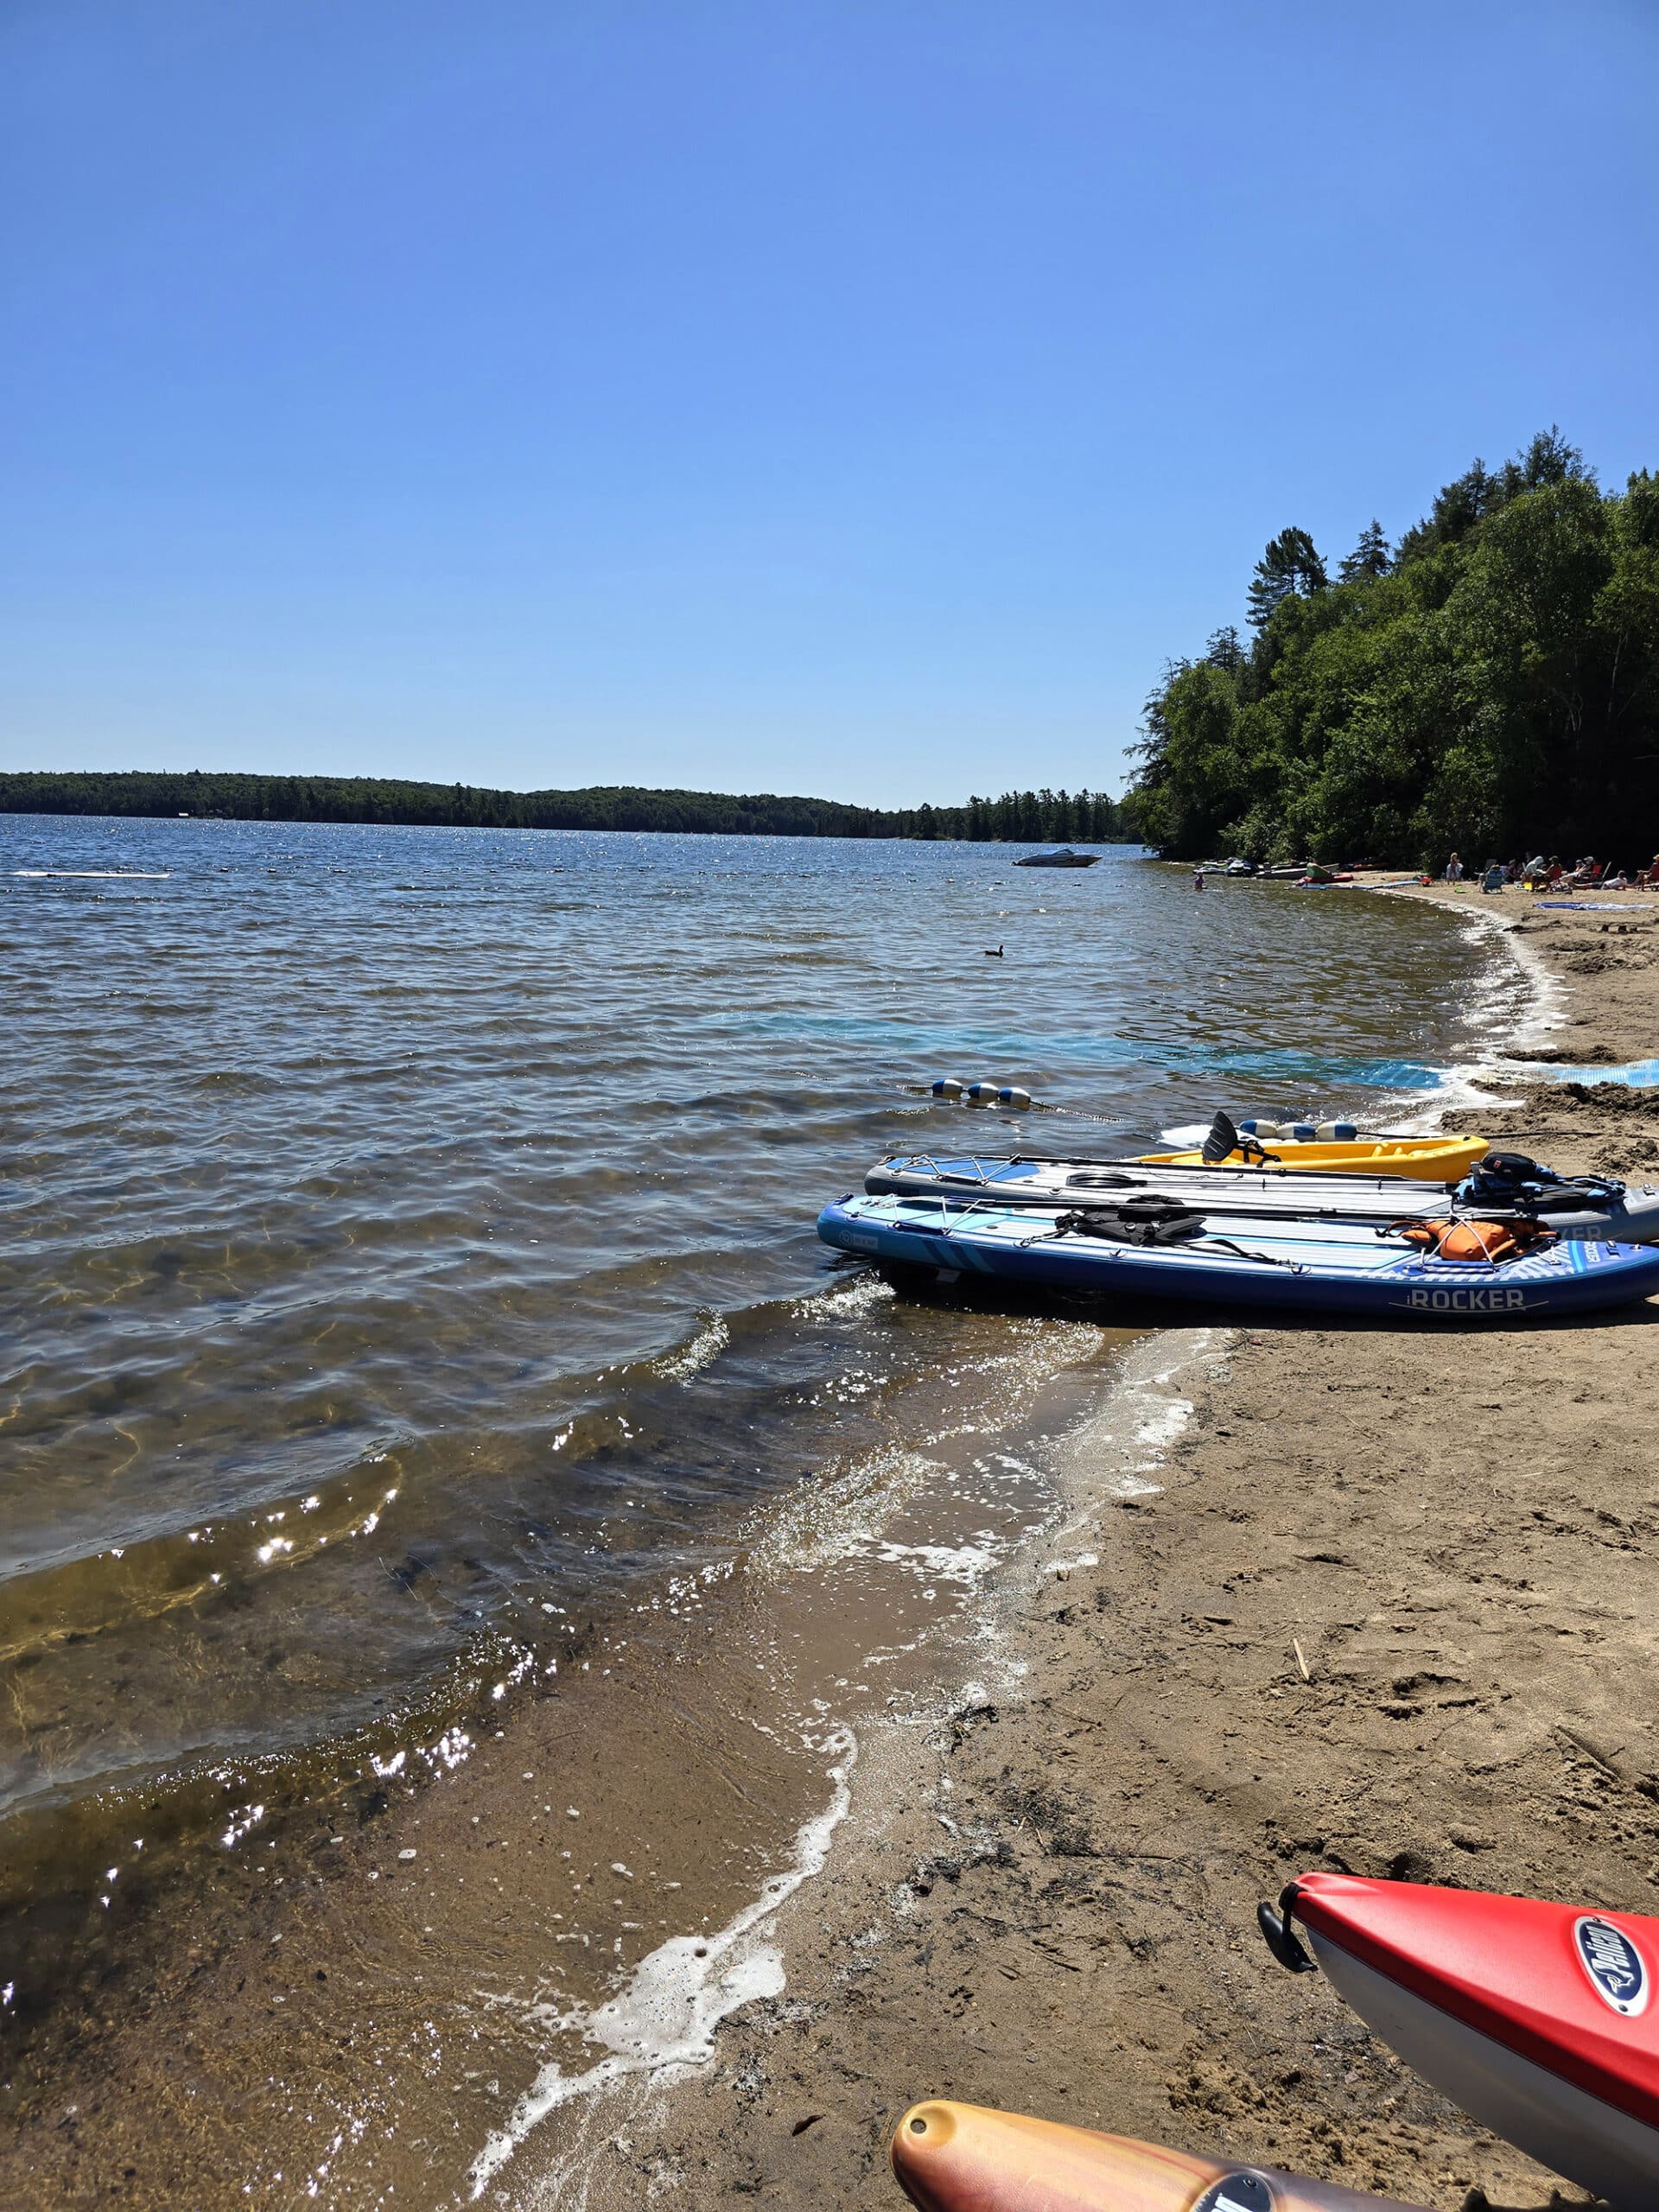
[1260, 1872, 1659, 2207]
[819, 1195, 1659, 1320]
[888, 2102, 1432, 2212]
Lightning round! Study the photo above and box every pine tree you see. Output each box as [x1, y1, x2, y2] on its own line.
[1338, 520, 1391, 583]
[1246, 528, 1328, 630]
[1205, 624, 1244, 671]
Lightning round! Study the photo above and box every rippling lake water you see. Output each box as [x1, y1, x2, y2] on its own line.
[0, 816, 1523, 2202]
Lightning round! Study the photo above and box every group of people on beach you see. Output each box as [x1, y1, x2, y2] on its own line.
[1444, 851, 1659, 892]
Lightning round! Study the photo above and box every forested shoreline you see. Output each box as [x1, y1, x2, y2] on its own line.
[0, 772, 1128, 845]
[1130, 431, 1659, 868]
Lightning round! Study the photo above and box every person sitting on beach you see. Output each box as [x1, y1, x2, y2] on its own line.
[1443, 852, 1464, 882]
[1481, 860, 1506, 892]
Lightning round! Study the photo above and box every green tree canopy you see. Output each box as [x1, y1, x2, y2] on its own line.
[1246, 527, 1329, 631]
[0, 771, 1135, 848]
[1130, 433, 1659, 868]
[1338, 520, 1391, 583]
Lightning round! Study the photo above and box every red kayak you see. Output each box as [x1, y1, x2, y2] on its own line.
[1260, 1872, 1659, 2207]
[889, 2101, 1431, 2212]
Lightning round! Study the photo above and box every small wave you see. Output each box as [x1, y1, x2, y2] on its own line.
[11, 868, 172, 879]
[751, 1443, 946, 1578]
[1048, 1327, 1220, 1502]
[1395, 904, 1567, 1123]
[787, 1272, 895, 1323]
[0, 1467, 403, 1675]
[650, 1310, 729, 1382]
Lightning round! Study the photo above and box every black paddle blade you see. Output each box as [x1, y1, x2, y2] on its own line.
[1201, 1110, 1238, 1164]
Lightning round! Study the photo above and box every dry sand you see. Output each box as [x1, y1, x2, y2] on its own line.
[583, 880, 1659, 2212]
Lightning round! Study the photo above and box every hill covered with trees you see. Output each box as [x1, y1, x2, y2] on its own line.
[0, 772, 1129, 846]
[1130, 431, 1659, 868]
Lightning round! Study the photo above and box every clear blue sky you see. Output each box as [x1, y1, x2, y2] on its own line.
[3, 1, 1656, 805]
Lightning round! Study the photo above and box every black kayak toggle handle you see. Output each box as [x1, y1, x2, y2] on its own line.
[1256, 1883, 1314, 1974]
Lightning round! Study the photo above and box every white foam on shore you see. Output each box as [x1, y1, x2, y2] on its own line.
[872, 1537, 1001, 1588]
[1357, 895, 1565, 1128]
[1045, 1326, 1219, 1512]
[1453, 901, 1566, 1065]
[467, 1729, 855, 2201]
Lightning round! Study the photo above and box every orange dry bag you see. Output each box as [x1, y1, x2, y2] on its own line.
[1389, 1217, 1553, 1264]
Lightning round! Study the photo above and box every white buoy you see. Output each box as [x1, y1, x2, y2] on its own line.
[996, 1085, 1032, 1110]
[1318, 1120, 1358, 1141]
[931, 1077, 964, 1101]
[1290, 1122, 1317, 1142]
[964, 1081, 1000, 1106]
[1243, 1119, 1282, 1139]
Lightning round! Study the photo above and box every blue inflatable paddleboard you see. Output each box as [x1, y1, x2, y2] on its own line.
[817, 1195, 1659, 1320]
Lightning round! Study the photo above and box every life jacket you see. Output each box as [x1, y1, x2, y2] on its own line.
[1057, 1196, 1205, 1246]
[1459, 1153, 1624, 1211]
[1389, 1216, 1555, 1265]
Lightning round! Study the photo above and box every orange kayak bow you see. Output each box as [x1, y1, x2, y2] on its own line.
[890, 2102, 1431, 2212]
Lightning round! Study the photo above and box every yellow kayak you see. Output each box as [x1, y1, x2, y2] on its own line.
[1140, 1135, 1487, 1184]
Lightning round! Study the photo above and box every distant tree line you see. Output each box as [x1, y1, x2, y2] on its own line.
[1131, 429, 1659, 868]
[0, 771, 1132, 844]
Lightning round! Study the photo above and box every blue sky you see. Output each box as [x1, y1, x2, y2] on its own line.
[3, 1, 1656, 805]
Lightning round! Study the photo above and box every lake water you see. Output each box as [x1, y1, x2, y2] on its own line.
[0, 817, 1523, 2202]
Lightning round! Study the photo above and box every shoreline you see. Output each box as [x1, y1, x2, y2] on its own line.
[0, 1283, 1164, 2206]
[574, 880, 1659, 2211]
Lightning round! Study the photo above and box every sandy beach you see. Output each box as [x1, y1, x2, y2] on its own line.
[580, 879, 1659, 2212]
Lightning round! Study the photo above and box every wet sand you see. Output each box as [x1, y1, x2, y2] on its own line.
[572, 880, 1659, 2211]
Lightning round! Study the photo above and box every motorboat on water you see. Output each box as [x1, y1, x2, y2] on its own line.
[1013, 848, 1101, 868]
